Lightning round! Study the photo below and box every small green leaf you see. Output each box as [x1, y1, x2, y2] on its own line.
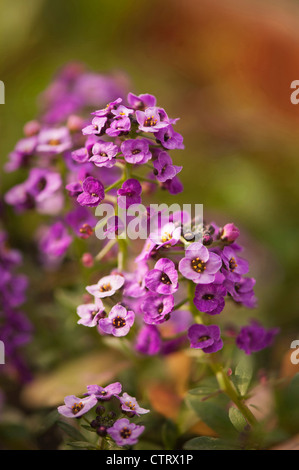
[228, 407, 248, 433]
[184, 436, 237, 450]
[67, 441, 98, 450]
[234, 355, 253, 396]
[57, 420, 88, 442]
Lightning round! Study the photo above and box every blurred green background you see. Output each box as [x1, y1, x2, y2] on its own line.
[1, 0, 299, 375]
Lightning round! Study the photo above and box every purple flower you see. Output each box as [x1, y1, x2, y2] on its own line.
[193, 283, 227, 315]
[224, 277, 257, 308]
[86, 382, 122, 400]
[82, 116, 107, 135]
[117, 178, 142, 209]
[77, 299, 105, 327]
[89, 140, 119, 168]
[156, 125, 184, 150]
[65, 206, 97, 237]
[153, 152, 182, 183]
[145, 258, 178, 295]
[106, 116, 131, 137]
[77, 176, 105, 207]
[188, 324, 223, 353]
[221, 246, 249, 280]
[57, 394, 98, 418]
[120, 139, 152, 164]
[107, 418, 145, 447]
[219, 223, 240, 243]
[127, 92, 156, 110]
[92, 98, 122, 117]
[162, 175, 183, 195]
[119, 393, 150, 416]
[99, 304, 135, 337]
[136, 107, 169, 133]
[39, 222, 72, 258]
[5, 168, 62, 214]
[111, 105, 134, 117]
[236, 321, 279, 355]
[150, 222, 181, 249]
[36, 127, 72, 155]
[86, 274, 124, 298]
[141, 293, 174, 324]
[5, 136, 37, 172]
[135, 325, 161, 355]
[179, 243, 222, 284]
[71, 147, 89, 164]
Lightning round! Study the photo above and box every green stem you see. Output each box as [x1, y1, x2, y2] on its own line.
[210, 362, 257, 427]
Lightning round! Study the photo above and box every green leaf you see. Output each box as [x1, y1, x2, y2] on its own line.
[234, 355, 253, 396]
[67, 441, 98, 450]
[186, 395, 236, 437]
[183, 436, 237, 450]
[57, 421, 88, 442]
[228, 407, 248, 433]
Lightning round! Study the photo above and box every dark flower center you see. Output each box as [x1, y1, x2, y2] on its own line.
[112, 316, 126, 328]
[72, 402, 84, 414]
[198, 335, 210, 343]
[229, 257, 238, 272]
[99, 283, 112, 292]
[202, 294, 214, 300]
[37, 177, 47, 192]
[160, 272, 172, 285]
[120, 427, 132, 439]
[100, 152, 108, 157]
[144, 116, 157, 127]
[157, 303, 164, 314]
[132, 149, 141, 155]
[191, 258, 206, 273]
[100, 390, 107, 396]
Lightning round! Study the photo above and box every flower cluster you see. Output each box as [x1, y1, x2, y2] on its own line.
[77, 216, 278, 356]
[58, 382, 149, 448]
[0, 229, 32, 381]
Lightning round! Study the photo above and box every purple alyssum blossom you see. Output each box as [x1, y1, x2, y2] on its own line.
[141, 293, 174, 324]
[86, 382, 122, 400]
[193, 283, 227, 315]
[106, 116, 131, 137]
[150, 222, 181, 249]
[236, 321, 279, 355]
[119, 393, 150, 416]
[145, 258, 178, 295]
[219, 223, 240, 243]
[65, 205, 97, 238]
[77, 176, 105, 207]
[117, 178, 142, 209]
[153, 151, 182, 183]
[86, 274, 124, 299]
[188, 324, 223, 353]
[57, 394, 98, 418]
[135, 325, 161, 355]
[92, 98, 122, 117]
[99, 304, 135, 337]
[89, 140, 119, 168]
[127, 92, 156, 110]
[156, 125, 184, 150]
[39, 222, 72, 258]
[82, 116, 107, 136]
[107, 418, 145, 447]
[224, 277, 257, 308]
[179, 242, 222, 284]
[120, 139, 152, 165]
[77, 299, 105, 327]
[5, 136, 37, 172]
[221, 246, 249, 281]
[136, 107, 169, 133]
[36, 127, 72, 155]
